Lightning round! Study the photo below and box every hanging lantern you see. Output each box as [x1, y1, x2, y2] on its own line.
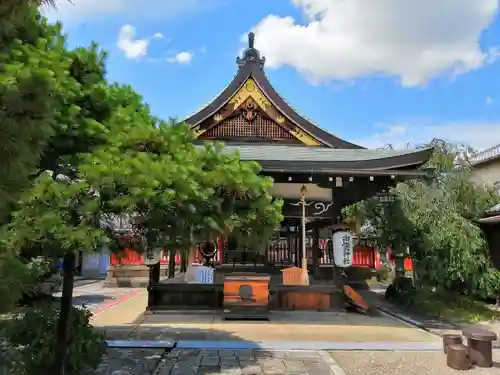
[332, 230, 354, 268]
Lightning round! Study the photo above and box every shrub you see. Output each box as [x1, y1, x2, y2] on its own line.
[375, 265, 391, 283]
[2, 305, 107, 375]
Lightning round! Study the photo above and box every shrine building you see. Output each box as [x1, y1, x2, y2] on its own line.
[104, 33, 432, 286]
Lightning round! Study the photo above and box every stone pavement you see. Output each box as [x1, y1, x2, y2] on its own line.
[94, 348, 500, 375]
[95, 348, 346, 375]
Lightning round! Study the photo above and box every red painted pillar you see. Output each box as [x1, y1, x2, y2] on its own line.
[374, 247, 381, 269]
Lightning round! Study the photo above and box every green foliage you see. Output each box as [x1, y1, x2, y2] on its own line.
[375, 264, 391, 283]
[0, 253, 32, 313]
[0, 3, 66, 219]
[0, 3, 111, 222]
[3, 306, 106, 375]
[82, 120, 283, 252]
[385, 286, 500, 323]
[343, 139, 500, 298]
[7, 174, 108, 257]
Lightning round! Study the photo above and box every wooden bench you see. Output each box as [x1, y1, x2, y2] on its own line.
[462, 326, 497, 368]
[442, 333, 463, 354]
[446, 344, 470, 370]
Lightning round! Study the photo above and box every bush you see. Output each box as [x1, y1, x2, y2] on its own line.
[375, 265, 391, 283]
[0, 253, 31, 313]
[2, 305, 107, 375]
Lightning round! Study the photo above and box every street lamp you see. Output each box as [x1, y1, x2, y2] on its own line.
[300, 185, 308, 281]
[375, 190, 405, 279]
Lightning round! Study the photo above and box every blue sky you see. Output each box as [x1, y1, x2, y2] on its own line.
[45, 0, 500, 150]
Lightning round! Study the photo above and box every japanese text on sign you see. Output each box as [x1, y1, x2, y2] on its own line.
[332, 230, 354, 268]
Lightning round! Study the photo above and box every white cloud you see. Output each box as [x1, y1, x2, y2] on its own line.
[42, 0, 225, 26]
[356, 122, 500, 150]
[116, 25, 149, 59]
[167, 52, 193, 64]
[250, 0, 499, 87]
[153, 33, 165, 39]
[486, 96, 494, 106]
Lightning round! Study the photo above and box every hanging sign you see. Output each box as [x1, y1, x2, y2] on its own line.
[142, 247, 162, 266]
[332, 231, 354, 268]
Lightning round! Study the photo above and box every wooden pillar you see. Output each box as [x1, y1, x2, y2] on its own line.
[297, 228, 302, 267]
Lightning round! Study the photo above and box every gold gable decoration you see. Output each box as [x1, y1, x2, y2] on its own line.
[226, 78, 320, 146]
[229, 79, 270, 110]
[199, 113, 300, 143]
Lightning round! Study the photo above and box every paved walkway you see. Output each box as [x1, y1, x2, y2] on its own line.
[95, 348, 346, 375]
[94, 348, 500, 375]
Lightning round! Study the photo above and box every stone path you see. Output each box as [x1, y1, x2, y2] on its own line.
[95, 348, 345, 375]
[94, 348, 500, 375]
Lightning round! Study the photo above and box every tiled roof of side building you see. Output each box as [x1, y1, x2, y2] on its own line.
[471, 144, 500, 166]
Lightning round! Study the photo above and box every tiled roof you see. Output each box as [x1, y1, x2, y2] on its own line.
[210, 144, 430, 162]
[471, 144, 500, 165]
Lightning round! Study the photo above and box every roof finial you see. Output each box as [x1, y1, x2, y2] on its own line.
[248, 32, 255, 49]
[236, 32, 265, 69]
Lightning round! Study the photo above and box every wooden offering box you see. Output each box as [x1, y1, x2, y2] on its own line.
[223, 273, 270, 320]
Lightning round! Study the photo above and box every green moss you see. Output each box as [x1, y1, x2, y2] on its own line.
[412, 289, 500, 323]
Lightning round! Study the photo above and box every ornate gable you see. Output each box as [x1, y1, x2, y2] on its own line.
[195, 77, 320, 145]
[185, 33, 364, 149]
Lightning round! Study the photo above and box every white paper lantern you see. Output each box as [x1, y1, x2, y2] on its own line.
[332, 231, 354, 268]
[141, 247, 162, 265]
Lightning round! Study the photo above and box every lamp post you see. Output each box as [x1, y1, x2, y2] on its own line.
[375, 190, 405, 279]
[300, 185, 308, 281]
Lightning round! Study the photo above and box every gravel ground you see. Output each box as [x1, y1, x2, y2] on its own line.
[332, 350, 500, 375]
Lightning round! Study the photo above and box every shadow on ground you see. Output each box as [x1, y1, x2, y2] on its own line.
[73, 278, 106, 288]
[95, 326, 278, 375]
[349, 280, 461, 331]
[72, 294, 113, 306]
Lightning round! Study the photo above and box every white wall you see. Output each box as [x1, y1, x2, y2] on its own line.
[471, 159, 500, 190]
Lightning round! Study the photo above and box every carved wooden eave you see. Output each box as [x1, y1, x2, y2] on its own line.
[183, 33, 363, 148]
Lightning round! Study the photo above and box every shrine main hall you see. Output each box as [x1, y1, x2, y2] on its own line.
[105, 33, 432, 292]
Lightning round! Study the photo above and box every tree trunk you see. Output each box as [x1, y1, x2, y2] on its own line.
[168, 248, 176, 278]
[49, 252, 75, 375]
[180, 248, 187, 273]
[187, 245, 197, 264]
